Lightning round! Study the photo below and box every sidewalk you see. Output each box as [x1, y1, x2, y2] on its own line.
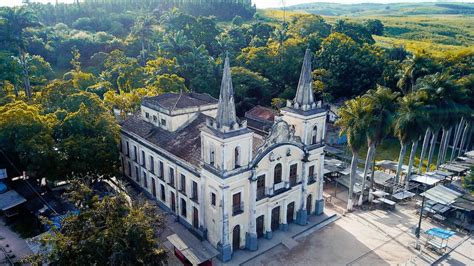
[0, 219, 33, 264]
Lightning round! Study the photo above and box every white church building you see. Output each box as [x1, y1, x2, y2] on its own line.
[119, 49, 327, 262]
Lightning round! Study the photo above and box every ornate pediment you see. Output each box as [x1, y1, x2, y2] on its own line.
[256, 117, 302, 154]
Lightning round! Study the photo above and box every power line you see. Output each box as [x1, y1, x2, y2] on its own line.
[0, 148, 59, 215]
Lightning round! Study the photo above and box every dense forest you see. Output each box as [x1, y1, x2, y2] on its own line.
[0, 1, 472, 184]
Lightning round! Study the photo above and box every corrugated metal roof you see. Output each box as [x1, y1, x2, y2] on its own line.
[167, 233, 219, 264]
[0, 190, 26, 211]
[421, 185, 463, 206]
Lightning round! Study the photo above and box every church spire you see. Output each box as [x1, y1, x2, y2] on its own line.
[293, 48, 315, 109]
[215, 54, 237, 130]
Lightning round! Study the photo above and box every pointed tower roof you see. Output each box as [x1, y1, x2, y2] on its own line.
[215, 54, 238, 130]
[294, 48, 315, 108]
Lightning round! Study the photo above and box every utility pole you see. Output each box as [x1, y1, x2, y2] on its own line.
[415, 184, 427, 250]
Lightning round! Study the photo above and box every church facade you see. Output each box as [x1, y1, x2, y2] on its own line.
[119, 49, 327, 262]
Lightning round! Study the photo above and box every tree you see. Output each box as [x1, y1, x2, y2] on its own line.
[315, 33, 384, 100]
[332, 19, 375, 44]
[39, 81, 120, 179]
[358, 86, 399, 205]
[336, 97, 367, 211]
[0, 101, 56, 178]
[29, 180, 167, 265]
[0, 6, 41, 100]
[364, 19, 384, 36]
[393, 92, 427, 185]
[231, 66, 271, 116]
[416, 73, 468, 170]
[131, 13, 157, 65]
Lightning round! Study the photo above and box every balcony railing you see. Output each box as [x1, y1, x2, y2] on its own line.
[232, 202, 244, 216]
[274, 182, 285, 191]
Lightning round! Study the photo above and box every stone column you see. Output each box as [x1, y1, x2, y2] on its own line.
[245, 169, 258, 251]
[199, 175, 206, 236]
[281, 199, 288, 231]
[265, 205, 272, 239]
[217, 185, 232, 262]
[296, 158, 308, 225]
[315, 156, 325, 215]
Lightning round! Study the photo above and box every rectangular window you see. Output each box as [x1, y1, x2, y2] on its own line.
[145, 112, 150, 119]
[169, 167, 175, 187]
[152, 178, 156, 197]
[143, 171, 148, 188]
[127, 162, 132, 177]
[141, 150, 146, 166]
[126, 141, 130, 156]
[133, 146, 138, 162]
[119, 140, 123, 152]
[161, 184, 166, 201]
[135, 166, 139, 182]
[149, 156, 154, 173]
[153, 115, 157, 122]
[159, 161, 164, 178]
[257, 175, 265, 200]
[309, 165, 315, 183]
[180, 174, 186, 193]
[192, 181, 198, 201]
[290, 164, 298, 186]
[161, 119, 166, 126]
[181, 198, 187, 217]
[210, 150, 215, 166]
[232, 192, 242, 216]
[211, 192, 216, 206]
[170, 192, 176, 212]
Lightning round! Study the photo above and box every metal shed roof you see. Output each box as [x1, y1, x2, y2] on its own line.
[0, 190, 26, 211]
[167, 233, 219, 265]
[421, 185, 463, 206]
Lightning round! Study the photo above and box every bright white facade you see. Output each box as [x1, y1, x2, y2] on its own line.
[119, 50, 327, 262]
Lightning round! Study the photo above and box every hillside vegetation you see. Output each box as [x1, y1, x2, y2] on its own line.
[261, 2, 474, 48]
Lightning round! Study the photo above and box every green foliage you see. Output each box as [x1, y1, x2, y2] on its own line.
[29, 180, 167, 265]
[231, 66, 271, 116]
[314, 32, 384, 99]
[0, 101, 56, 177]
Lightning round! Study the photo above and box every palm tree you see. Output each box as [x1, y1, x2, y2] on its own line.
[357, 86, 399, 205]
[457, 118, 472, 157]
[396, 55, 429, 95]
[131, 13, 157, 66]
[417, 128, 431, 173]
[0, 7, 40, 100]
[159, 31, 193, 58]
[336, 97, 367, 211]
[394, 93, 426, 185]
[417, 73, 468, 169]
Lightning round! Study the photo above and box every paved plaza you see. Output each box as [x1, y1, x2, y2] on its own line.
[0, 219, 33, 265]
[242, 198, 471, 266]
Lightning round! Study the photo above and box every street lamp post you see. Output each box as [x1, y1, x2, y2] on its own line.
[415, 184, 427, 250]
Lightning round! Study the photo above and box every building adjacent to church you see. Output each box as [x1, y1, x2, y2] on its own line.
[119, 49, 327, 262]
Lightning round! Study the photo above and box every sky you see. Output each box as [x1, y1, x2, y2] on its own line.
[0, 0, 471, 8]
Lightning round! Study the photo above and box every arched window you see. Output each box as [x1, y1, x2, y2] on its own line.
[234, 146, 241, 168]
[209, 144, 215, 166]
[274, 163, 282, 184]
[312, 125, 318, 144]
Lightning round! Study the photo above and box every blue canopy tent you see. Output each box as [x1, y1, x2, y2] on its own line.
[425, 228, 455, 254]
